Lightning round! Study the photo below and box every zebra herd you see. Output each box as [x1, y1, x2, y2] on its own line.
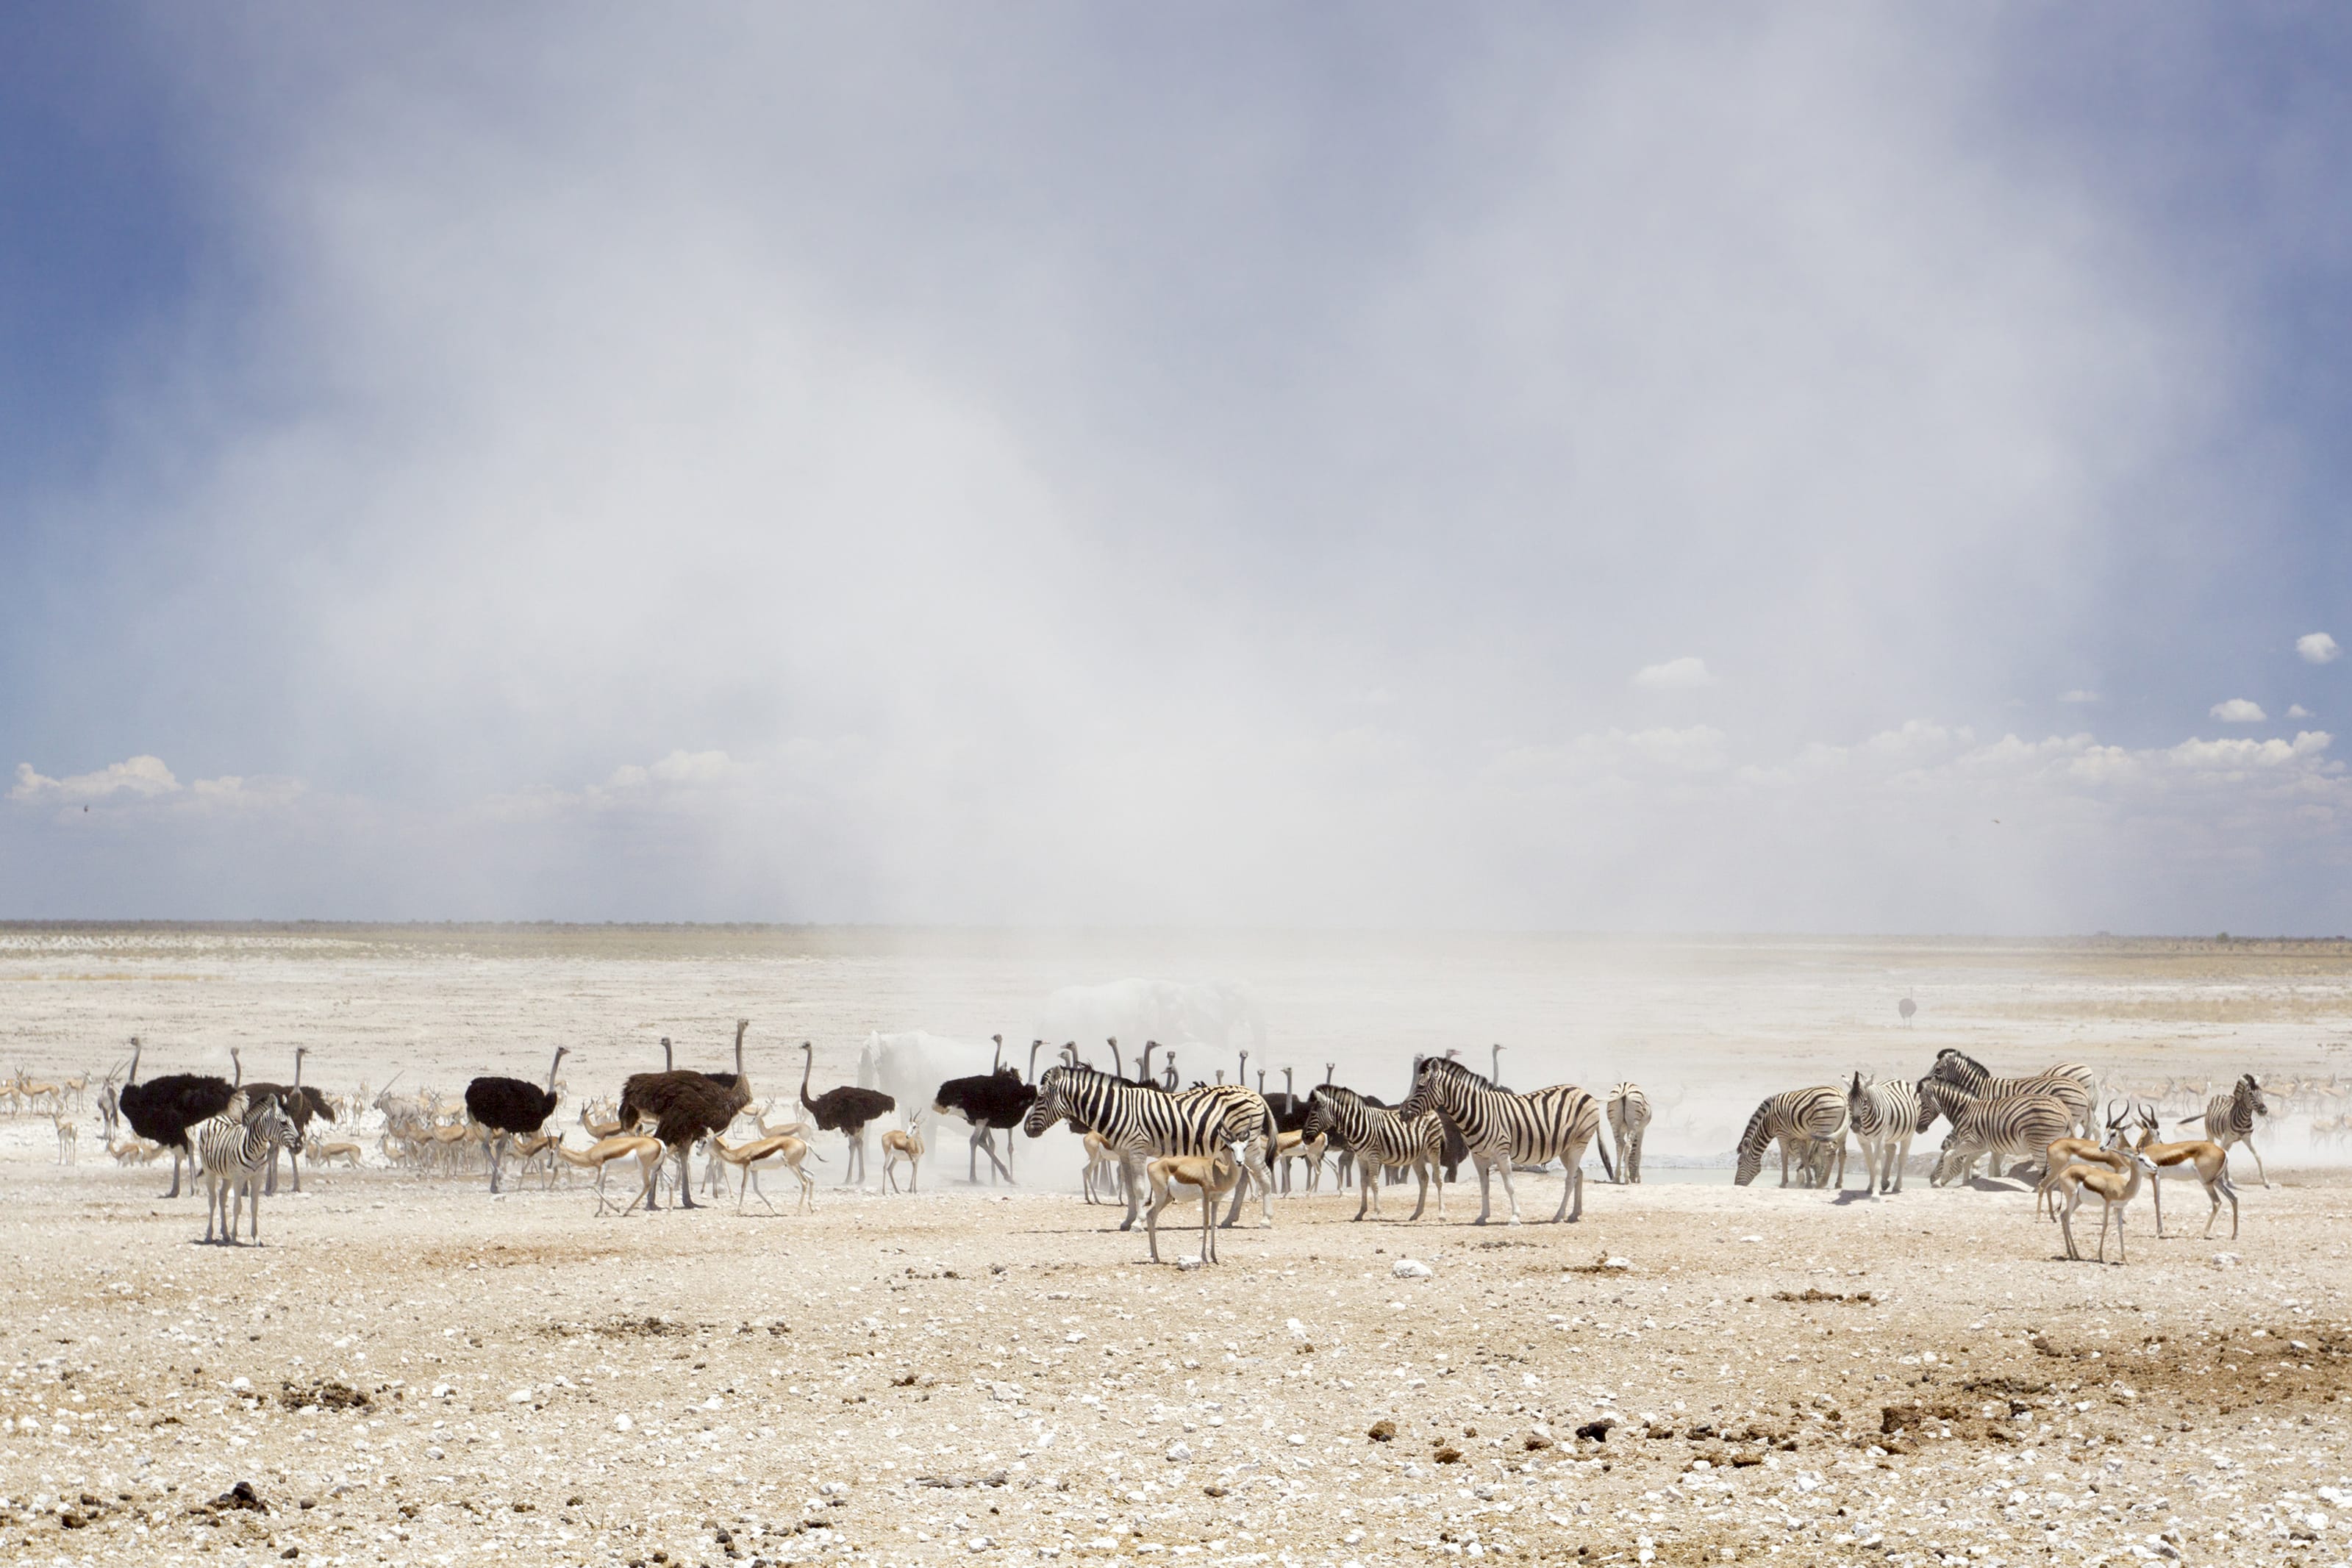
[1736, 1049, 2277, 1204]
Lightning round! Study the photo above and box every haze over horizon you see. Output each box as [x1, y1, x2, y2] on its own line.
[6, 7, 2352, 934]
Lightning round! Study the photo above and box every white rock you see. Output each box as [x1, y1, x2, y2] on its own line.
[1739, 1235, 1763, 1245]
[1287, 1433, 1305, 1445]
[1165, 1442, 1193, 1462]
[1176, 1256, 1204, 1271]
[1392, 1259, 1434, 1280]
[1287, 1317, 1308, 1339]
[2211, 1253, 2241, 1269]
[1604, 1257, 1631, 1270]
[229, 1376, 251, 1392]
[509, 1388, 535, 1403]
[613, 1414, 634, 1432]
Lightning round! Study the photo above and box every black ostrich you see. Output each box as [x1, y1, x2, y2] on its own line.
[236, 1047, 337, 1195]
[801, 1039, 895, 1185]
[930, 1037, 1040, 1184]
[1260, 1067, 1309, 1134]
[617, 1021, 751, 1210]
[115, 1037, 236, 1198]
[465, 1045, 569, 1194]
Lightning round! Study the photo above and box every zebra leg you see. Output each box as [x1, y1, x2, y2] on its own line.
[1406, 1159, 1433, 1222]
[1495, 1153, 1524, 1224]
[1355, 1159, 1376, 1221]
[2242, 1134, 2269, 1189]
[1470, 1154, 1496, 1224]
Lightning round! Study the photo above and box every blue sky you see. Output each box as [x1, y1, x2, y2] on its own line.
[4, 6, 2351, 931]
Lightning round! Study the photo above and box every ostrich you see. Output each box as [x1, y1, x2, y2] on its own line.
[237, 1047, 337, 1195]
[617, 1021, 752, 1209]
[1898, 998, 1917, 1026]
[800, 1039, 896, 1185]
[465, 1045, 570, 1193]
[930, 1056, 1038, 1184]
[115, 1037, 236, 1199]
[1160, 1056, 1179, 1092]
[658, 1034, 741, 1091]
[1489, 1044, 1511, 1092]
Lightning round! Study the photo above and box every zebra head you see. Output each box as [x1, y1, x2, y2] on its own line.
[1913, 1075, 1962, 1135]
[1301, 1088, 1334, 1143]
[1023, 1066, 1070, 1138]
[1398, 1054, 1479, 1122]
[1930, 1048, 1990, 1093]
[257, 1096, 301, 1153]
[2239, 1075, 2269, 1117]
[1927, 1136, 1970, 1186]
[1846, 1071, 1871, 1127]
[1732, 1098, 1774, 1186]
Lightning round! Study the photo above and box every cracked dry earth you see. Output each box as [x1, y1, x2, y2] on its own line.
[3, 1168, 2350, 1568]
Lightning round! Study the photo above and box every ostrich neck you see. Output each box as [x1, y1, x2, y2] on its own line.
[801, 1050, 817, 1112]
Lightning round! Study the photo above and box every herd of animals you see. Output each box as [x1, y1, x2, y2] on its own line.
[8, 1025, 2332, 1267]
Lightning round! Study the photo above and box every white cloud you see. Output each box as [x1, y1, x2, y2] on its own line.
[2209, 698, 2267, 723]
[1631, 657, 1717, 692]
[2058, 689, 2100, 704]
[2298, 632, 2340, 665]
[9, 756, 305, 816]
[2288, 704, 2314, 719]
[11, 756, 182, 803]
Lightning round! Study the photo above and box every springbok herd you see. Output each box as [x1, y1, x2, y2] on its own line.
[9, 1038, 2331, 1267]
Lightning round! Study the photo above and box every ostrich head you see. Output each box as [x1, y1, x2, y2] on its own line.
[230, 1047, 243, 1086]
[1283, 1066, 1294, 1098]
[992, 1034, 1004, 1073]
[661, 1037, 673, 1071]
[1027, 1039, 1045, 1084]
[294, 1045, 308, 1086]
[126, 1037, 143, 1085]
[547, 1045, 569, 1092]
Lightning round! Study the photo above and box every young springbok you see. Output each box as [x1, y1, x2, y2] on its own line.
[52, 1113, 77, 1167]
[2048, 1149, 2157, 1264]
[549, 1134, 666, 1216]
[708, 1132, 821, 1214]
[1274, 1128, 1330, 1194]
[881, 1117, 925, 1194]
[1144, 1145, 1244, 1265]
[2132, 1106, 2242, 1239]
[1079, 1131, 1121, 1206]
[2034, 1106, 2134, 1221]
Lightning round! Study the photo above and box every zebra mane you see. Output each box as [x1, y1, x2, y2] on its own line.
[1734, 1099, 1774, 1156]
[1312, 1083, 1365, 1111]
[1934, 1048, 1991, 1082]
[1418, 1055, 1493, 1092]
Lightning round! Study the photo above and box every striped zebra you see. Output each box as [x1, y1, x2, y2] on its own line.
[1395, 1055, 1612, 1224]
[1845, 1073, 1919, 1195]
[1605, 1084, 1650, 1185]
[1301, 1085, 1446, 1221]
[196, 1092, 302, 1245]
[2179, 1073, 2270, 1188]
[1929, 1049, 2096, 1137]
[1733, 1086, 1848, 1188]
[1920, 1079, 2073, 1186]
[1025, 1064, 1275, 1231]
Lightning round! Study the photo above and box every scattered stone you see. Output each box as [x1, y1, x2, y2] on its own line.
[1391, 1259, 1434, 1280]
[1368, 1420, 1397, 1442]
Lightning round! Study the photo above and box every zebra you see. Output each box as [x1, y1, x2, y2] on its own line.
[1024, 1064, 1276, 1231]
[1394, 1054, 1612, 1224]
[1925, 1084, 2073, 1187]
[195, 1092, 301, 1245]
[2180, 1073, 2270, 1188]
[1300, 1084, 1447, 1221]
[1733, 1086, 1848, 1188]
[1845, 1072, 1919, 1195]
[1605, 1083, 1651, 1184]
[1929, 1048, 2096, 1137]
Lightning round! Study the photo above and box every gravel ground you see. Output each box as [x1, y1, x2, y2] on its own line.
[4, 926, 2350, 1566]
[2, 1160, 2348, 1568]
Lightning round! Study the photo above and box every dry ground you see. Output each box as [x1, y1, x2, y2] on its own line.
[5, 926, 2352, 1567]
[2, 1159, 2349, 1568]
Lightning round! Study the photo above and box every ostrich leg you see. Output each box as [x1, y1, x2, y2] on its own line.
[676, 1146, 701, 1208]
[164, 1145, 187, 1200]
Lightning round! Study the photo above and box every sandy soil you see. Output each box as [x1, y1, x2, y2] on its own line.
[3, 927, 2351, 1567]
